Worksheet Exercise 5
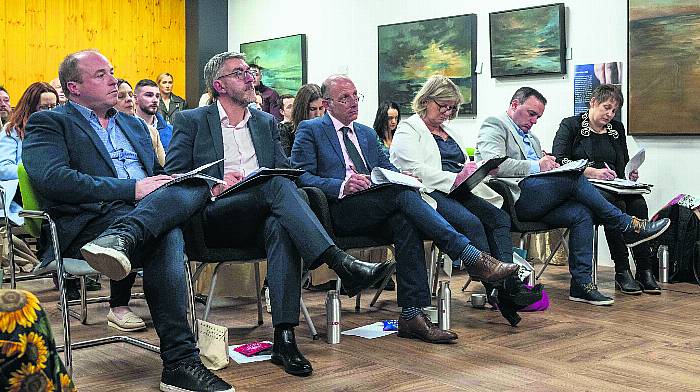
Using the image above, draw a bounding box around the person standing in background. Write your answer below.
[250,63,282,121]
[156,72,187,124]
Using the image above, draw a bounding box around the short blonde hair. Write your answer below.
[411,75,463,120]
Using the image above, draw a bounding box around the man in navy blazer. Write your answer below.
[165,52,392,377]
[23,50,233,392]
[291,75,518,343]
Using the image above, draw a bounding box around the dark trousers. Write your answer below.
[204,177,334,327]
[599,190,652,271]
[429,191,513,263]
[515,172,631,284]
[109,272,137,307]
[329,185,470,308]
[63,181,209,367]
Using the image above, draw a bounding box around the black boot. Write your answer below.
[80,233,135,281]
[271,327,313,377]
[614,269,643,295]
[635,269,661,295]
[324,246,394,297]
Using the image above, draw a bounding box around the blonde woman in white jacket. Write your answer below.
[391,75,543,317]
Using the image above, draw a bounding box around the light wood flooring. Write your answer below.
[13,265,700,392]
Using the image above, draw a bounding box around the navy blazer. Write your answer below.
[165,104,289,182]
[290,113,395,199]
[22,102,159,259]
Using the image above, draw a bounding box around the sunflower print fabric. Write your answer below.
[0,289,77,391]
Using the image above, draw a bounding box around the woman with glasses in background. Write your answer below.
[390,75,542,318]
[373,101,401,156]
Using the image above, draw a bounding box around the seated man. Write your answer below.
[164,51,393,377]
[23,50,233,392]
[476,86,670,306]
[291,75,519,341]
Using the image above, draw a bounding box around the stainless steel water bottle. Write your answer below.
[325,290,341,344]
[658,245,670,283]
[437,281,451,330]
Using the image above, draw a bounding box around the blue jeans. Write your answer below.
[64,181,209,367]
[429,191,513,263]
[515,172,631,284]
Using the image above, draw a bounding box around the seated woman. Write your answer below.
[0,83,55,273]
[281,84,325,157]
[552,84,659,295]
[372,101,401,156]
[391,75,541,320]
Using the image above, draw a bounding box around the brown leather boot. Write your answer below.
[397,313,458,343]
[466,253,519,283]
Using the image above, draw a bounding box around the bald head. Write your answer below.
[321,75,360,126]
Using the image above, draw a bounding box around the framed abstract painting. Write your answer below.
[489,3,566,77]
[629,0,700,135]
[240,34,307,96]
[378,14,477,116]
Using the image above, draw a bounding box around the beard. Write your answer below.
[0,111,9,122]
[229,88,255,107]
[140,105,158,115]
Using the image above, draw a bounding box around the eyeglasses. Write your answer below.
[433,100,458,114]
[217,69,255,81]
[37,104,57,111]
[249,69,260,76]
[329,93,364,105]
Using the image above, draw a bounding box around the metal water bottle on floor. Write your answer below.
[657,245,670,283]
[437,281,451,330]
[326,290,341,344]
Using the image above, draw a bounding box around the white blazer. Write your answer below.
[390,114,503,209]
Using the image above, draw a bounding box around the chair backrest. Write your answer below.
[465,147,476,162]
[17,163,43,238]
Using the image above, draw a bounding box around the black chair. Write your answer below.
[183,203,318,338]
[302,187,396,311]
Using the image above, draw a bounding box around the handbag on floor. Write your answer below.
[197,319,229,370]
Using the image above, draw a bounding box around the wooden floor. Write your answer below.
[15,265,700,392]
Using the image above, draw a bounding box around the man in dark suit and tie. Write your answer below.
[291,75,519,343]
[165,52,392,377]
[23,50,234,391]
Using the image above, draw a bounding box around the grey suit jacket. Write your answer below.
[475,112,544,202]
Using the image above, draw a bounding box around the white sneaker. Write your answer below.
[107,309,147,331]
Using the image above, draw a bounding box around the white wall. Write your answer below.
[229,0,699,266]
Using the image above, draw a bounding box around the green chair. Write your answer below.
[465,147,476,161]
[16,163,197,375]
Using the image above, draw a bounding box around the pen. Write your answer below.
[604,162,615,180]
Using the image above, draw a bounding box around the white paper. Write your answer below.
[370,167,423,189]
[228,341,273,364]
[341,322,397,339]
[625,148,645,179]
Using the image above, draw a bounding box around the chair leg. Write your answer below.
[299,296,318,340]
[461,277,472,292]
[355,291,361,313]
[592,225,599,285]
[79,276,88,324]
[254,263,263,326]
[369,262,396,307]
[431,250,443,296]
[203,263,223,321]
[184,258,198,339]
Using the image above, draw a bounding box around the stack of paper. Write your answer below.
[588,178,652,194]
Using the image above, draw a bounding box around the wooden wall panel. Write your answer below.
[0,0,186,105]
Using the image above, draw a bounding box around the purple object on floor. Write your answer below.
[521,285,549,312]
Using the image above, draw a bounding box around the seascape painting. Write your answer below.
[489,4,566,77]
[629,0,700,135]
[378,14,477,116]
[240,34,307,96]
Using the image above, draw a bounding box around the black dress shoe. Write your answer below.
[271,327,313,377]
[80,234,134,281]
[615,269,643,295]
[329,250,394,298]
[622,217,671,247]
[64,279,81,301]
[160,357,234,391]
[635,269,661,295]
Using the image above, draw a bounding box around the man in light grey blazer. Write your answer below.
[476,87,670,306]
